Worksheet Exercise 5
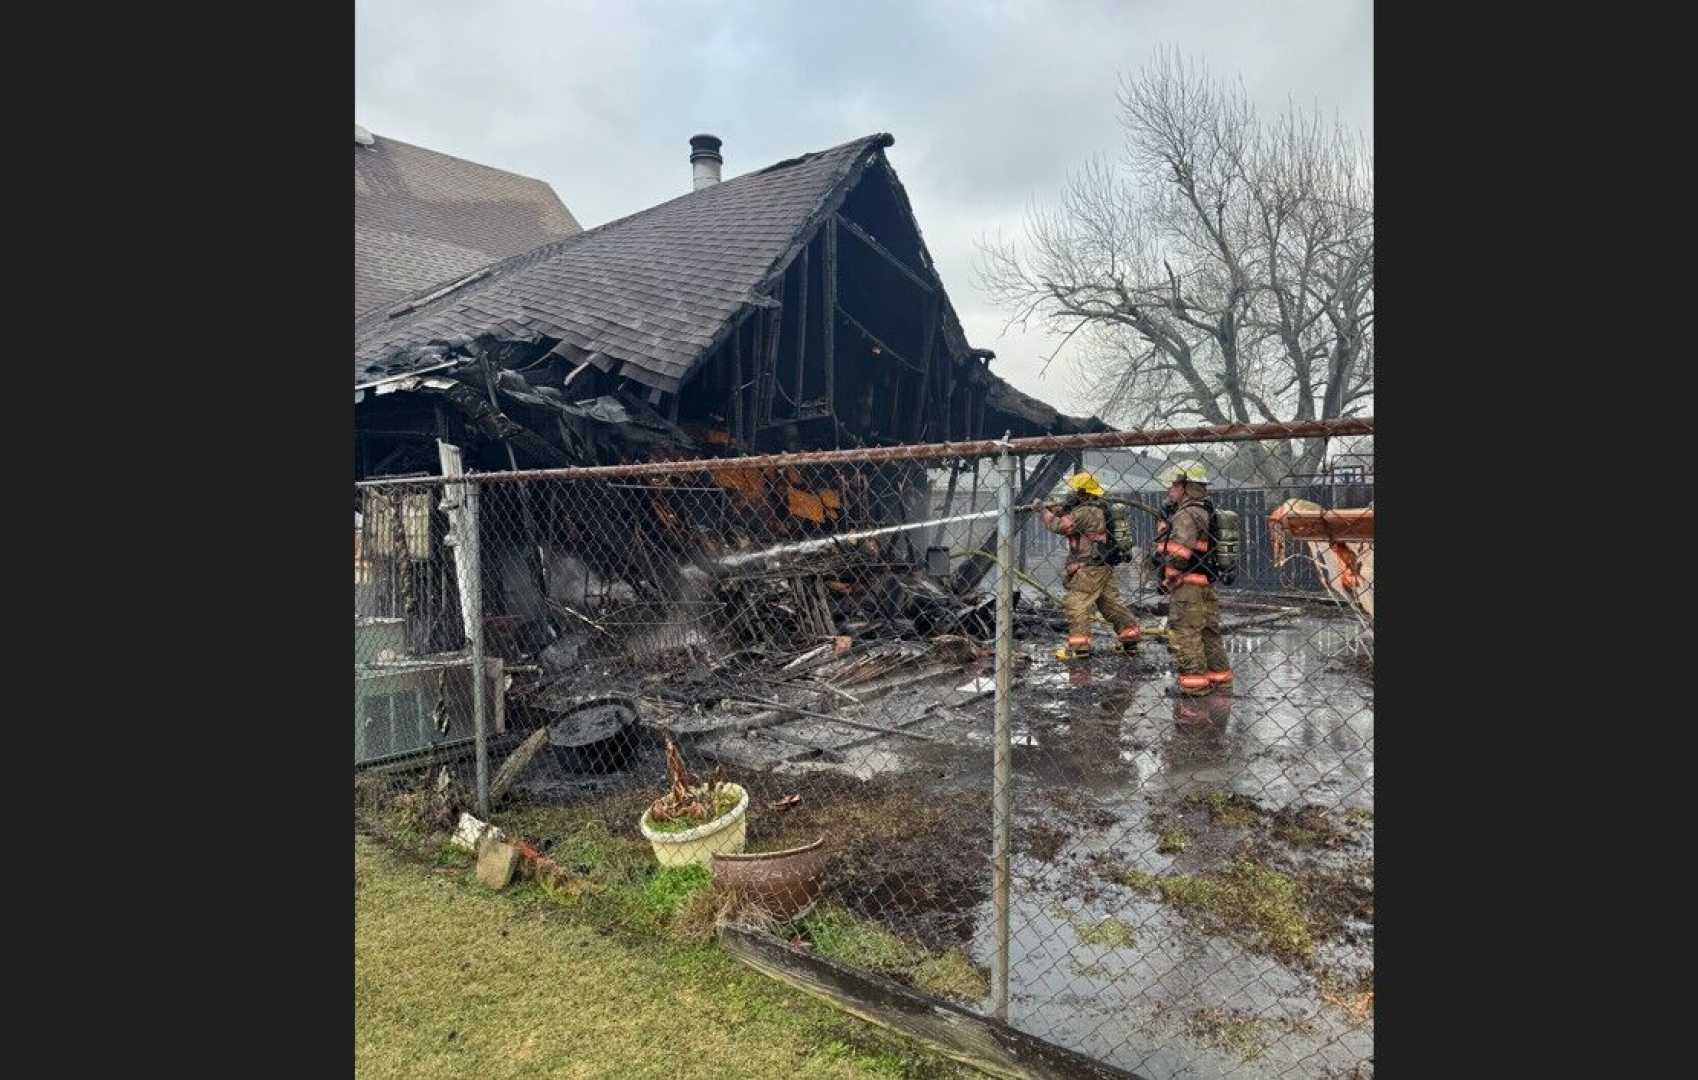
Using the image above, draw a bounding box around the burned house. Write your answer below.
[354,132,1106,693]
[355,132,1100,470]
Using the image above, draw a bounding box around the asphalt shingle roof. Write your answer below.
[354,134,893,391]
[355,130,581,319]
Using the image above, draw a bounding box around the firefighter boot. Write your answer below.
[1117,625,1142,653]
[1055,634,1093,663]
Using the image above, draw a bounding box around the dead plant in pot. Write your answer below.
[637,737,749,866]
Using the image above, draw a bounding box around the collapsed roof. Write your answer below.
[354,132,1106,476]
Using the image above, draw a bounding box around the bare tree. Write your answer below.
[978,49,1373,486]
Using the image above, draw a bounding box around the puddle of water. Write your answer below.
[978,612,1371,1077]
[679,609,1373,1077]
[963,839,1372,1080]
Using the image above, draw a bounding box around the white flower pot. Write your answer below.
[638,783,749,867]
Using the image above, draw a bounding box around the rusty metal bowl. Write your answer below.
[710,837,830,921]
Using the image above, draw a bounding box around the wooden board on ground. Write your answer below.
[489,726,550,804]
[719,925,1145,1080]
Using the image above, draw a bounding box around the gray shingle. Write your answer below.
[355,131,581,318]
[354,134,892,392]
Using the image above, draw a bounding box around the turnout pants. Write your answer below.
[1167,581,1232,695]
[1061,563,1141,653]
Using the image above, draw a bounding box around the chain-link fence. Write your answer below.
[354,421,1373,1080]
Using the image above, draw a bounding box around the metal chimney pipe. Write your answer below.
[689,134,723,190]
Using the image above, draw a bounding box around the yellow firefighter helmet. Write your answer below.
[1159,460,1210,486]
[1067,471,1105,497]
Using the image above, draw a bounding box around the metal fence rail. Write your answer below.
[355,419,1374,1080]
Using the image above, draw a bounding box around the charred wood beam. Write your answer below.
[501,427,571,467]
[835,214,934,295]
[952,451,1071,595]
[745,320,760,442]
[933,342,950,437]
[945,355,957,440]
[555,416,584,464]
[730,322,746,443]
[429,371,568,466]
[480,353,531,475]
[823,220,837,426]
[839,308,915,370]
[793,244,809,419]
[886,363,903,436]
[459,405,564,466]
[910,298,937,439]
[758,278,785,429]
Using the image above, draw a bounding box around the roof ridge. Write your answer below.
[756,131,893,174]
[360,129,560,191]
[562,131,891,241]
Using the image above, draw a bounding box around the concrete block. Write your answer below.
[476,841,520,891]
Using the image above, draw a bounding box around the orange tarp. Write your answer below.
[1269,500,1374,621]
[709,466,770,501]
[1265,505,1375,541]
[785,485,841,524]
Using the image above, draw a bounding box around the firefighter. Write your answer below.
[1040,471,1141,661]
[1155,462,1233,696]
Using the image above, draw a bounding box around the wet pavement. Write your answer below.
[522,608,1374,1078]
[947,615,1371,1078]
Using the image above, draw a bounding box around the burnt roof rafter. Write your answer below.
[833,213,935,296]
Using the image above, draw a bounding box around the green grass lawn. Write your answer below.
[355,835,974,1079]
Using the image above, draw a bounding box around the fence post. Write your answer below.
[466,479,489,816]
[991,436,1014,1021]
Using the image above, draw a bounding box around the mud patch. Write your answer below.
[1270,805,1355,849]
[1181,788,1264,829]
[740,771,946,853]
[1095,852,1373,979]
[1016,821,1070,863]
[739,771,991,950]
[1295,860,1374,935]
[1168,787,1367,856]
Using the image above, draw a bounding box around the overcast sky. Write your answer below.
[356,0,1371,416]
